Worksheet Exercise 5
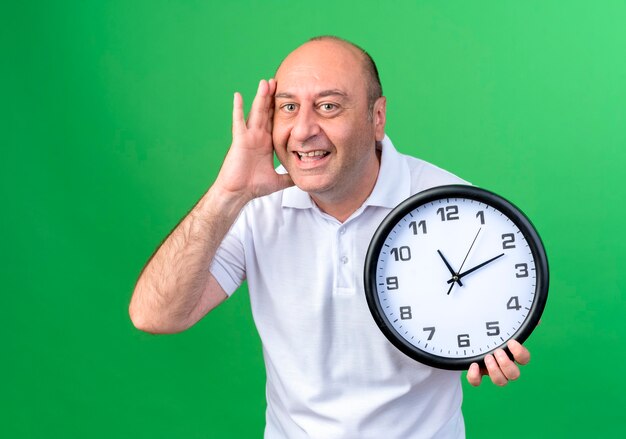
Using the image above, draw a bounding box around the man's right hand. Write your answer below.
[129,79,294,334]
[213,78,294,203]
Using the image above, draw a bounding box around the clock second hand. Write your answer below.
[447,227,482,295]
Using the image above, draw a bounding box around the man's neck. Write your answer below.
[311,148,382,223]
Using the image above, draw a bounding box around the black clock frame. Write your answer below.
[363,184,549,370]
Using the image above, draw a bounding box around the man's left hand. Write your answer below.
[466,339,530,387]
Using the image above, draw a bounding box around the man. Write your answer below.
[130,36,531,438]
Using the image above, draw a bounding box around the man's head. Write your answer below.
[272,36,386,218]
[305,36,383,117]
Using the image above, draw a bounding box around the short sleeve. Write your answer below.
[209,208,248,296]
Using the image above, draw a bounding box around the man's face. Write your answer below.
[272,40,386,205]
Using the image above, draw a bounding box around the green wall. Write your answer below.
[3,1,625,437]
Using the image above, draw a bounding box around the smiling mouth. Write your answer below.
[295,150,330,162]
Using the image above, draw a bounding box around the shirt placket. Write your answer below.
[335,223,356,296]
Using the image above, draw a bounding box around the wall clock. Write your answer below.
[364,185,549,370]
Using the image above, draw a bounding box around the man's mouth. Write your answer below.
[295,150,330,162]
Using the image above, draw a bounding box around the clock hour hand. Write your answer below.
[447,253,505,284]
[437,250,462,286]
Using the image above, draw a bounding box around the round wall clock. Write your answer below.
[364,185,549,370]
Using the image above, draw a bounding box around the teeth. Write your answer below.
[298,151,328,157]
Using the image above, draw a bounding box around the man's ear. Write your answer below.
[373,96,387,141]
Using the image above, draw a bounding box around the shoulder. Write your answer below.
[400,153,470,195]
[223,190,287,244]
[240,190,285,221]
[380,136,470,195]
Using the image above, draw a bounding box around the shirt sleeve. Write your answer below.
[209,207,248,296]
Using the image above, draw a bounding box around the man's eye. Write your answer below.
[320,103,336,111]
[282,103,297,112]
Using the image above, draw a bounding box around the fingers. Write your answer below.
[469,341,531,388]
[466,362,483,387]
[484,353,509,386]
[483,347,523,386]
[232,92,245,135]
[494,348,521,381]
[508,339,531,365]
[247,79,274,129]
[268,77,277,96]
[232,78,277,136]
[266,78,276,133]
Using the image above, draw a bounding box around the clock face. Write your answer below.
[364,185,548,370]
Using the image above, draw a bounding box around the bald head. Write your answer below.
[276,36,383,113]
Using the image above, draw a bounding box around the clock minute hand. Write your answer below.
[447,253,505,284]
[437,250,462,286]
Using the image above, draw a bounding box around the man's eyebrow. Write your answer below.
[318,89,348,98]
[274,89,348,99]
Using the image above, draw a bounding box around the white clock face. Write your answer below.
[368,190,546,368]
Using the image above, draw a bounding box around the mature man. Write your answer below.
[130,36,530,438]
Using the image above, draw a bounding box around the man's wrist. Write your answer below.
[195,185,251,222]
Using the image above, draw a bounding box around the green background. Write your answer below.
[3,1,625,437]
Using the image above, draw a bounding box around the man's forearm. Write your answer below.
[129,78,291,333]
[129,186,249,334]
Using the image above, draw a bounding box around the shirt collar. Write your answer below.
[279,167,314,209]
[281,135,411,210]
[364,135,411,208]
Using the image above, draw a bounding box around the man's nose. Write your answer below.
[290,107,321,142]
